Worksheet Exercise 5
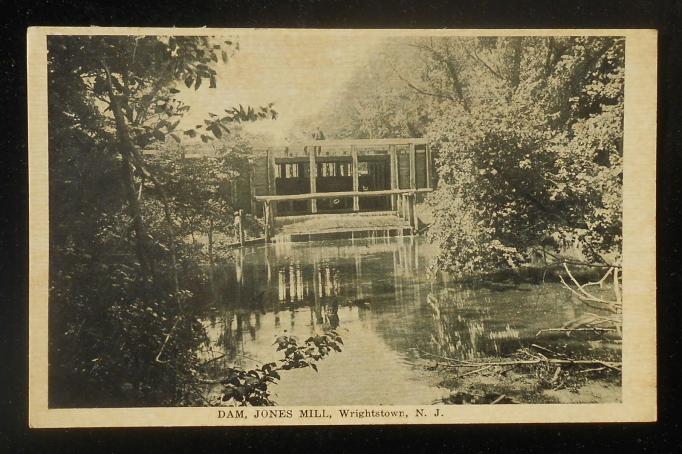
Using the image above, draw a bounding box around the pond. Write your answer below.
[200,236,590,406]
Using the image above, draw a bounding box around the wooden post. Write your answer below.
[411,192,419,233]
[249,167,256,215]
[351,145,359,212]
[308,146,317,214]
[425,143,433,189]
[237,209,245,246]
[409,142,416,190]
[267,149,278,217]
[400,193,407,221]
[266,149,273,194]
[389,145,397,211]
[264,201,271,243]
[407,193,416,235]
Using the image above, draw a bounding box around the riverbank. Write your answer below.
[419,339,622,404]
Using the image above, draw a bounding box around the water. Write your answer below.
[200,236,587,405]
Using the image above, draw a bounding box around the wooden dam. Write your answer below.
[248,138,434,242]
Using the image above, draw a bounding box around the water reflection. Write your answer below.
[201,236,585,405]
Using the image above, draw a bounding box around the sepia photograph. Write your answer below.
[27,28,656,427]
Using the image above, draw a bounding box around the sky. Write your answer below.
[176,31,385,142]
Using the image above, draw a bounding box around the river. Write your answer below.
[200,236,591,405]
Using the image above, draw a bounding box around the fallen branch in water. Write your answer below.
[490,394,507,405]
[558,263,622,314]
[155,317,181,364]
[418,348,621,371]
[458,364,494,378]
[536,327,617,337]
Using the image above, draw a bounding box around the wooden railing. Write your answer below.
[255,188,432,241]
[253,187,432,202]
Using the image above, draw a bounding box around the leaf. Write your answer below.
[195,76,202,90]
[310,363,318,372]
[169,88,180,94]
[184,75,194,88]
[221,50,228,63]
[184,129,197,138]
[152,129,165,141]
[210,124,222,139]
[209,75,217,88]
[170,133,181,143]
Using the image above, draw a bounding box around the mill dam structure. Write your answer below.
[248,138,434,242]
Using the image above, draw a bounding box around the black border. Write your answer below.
[2,0,680,452]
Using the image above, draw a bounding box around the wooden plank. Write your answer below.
[415,151,427,189]
[426,143,433,189]
[309,146,317,213]
[389,144,397,210]
[398,150,410,189]
[263,201,271,242]
[251,137,430,150]
[255,188,432,202]
[266,149,273,194]
[267,150,278,217]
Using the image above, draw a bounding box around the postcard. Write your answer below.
[28,27,656,427]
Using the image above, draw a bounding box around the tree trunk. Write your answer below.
[207,218,215,271]
[207,217,216,302]
[102,62,180,300]
[121,151,155,278]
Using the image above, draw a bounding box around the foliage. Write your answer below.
[425,37,624,273]
[312,36,624,274]
[216,332,344,406]
[293,41,434,139]
[48,35,274,407]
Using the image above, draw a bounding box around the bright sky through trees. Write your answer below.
[177,32,384,141]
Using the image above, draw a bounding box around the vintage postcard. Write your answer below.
[28,27,656,427]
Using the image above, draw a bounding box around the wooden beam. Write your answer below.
[249,168,256,215]
[351,145,359,212]
[409,142,416,190]
[266,149,273,194]
[389,144,397,211]
[411,192,419,232]
[425,143,433,189]
[263,201,271,243]
[267,149,278,217]
[251,137,430,151]
[254,188,433,202]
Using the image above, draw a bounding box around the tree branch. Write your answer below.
[409,42,470,113]
[387,60,455,101]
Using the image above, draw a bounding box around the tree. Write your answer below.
[47,35,276,406]
[422,36,624,273]
[293,40,434,139]
[313,36,625,275]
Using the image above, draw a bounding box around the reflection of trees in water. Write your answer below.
[209,238,554,366]
[425,288,521,360]
[211,239,526,365]
[214,305,265,363]
[208,251,354,360]
[206,239,583,373]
